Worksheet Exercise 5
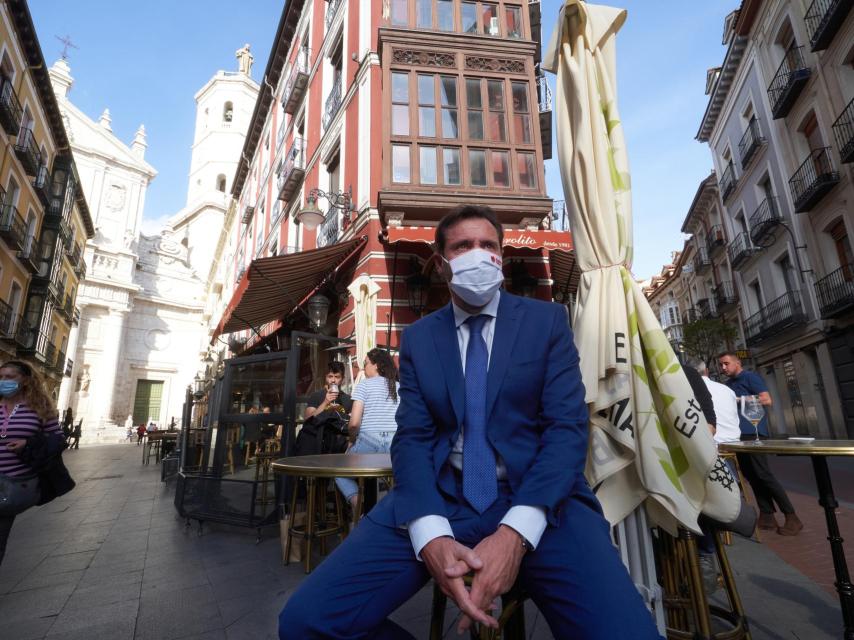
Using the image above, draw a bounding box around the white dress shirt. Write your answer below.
[702,376,741,443]
[408,290,548,558]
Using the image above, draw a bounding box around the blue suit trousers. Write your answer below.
[278,484,662,639]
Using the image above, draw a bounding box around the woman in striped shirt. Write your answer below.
[0,360,62,564]
[335,349,400,512]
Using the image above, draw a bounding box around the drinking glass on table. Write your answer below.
[741,396,765,445]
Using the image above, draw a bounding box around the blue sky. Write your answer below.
[30,0,735,280]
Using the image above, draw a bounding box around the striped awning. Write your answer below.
[549,246,579,297]
[212,236,367,339]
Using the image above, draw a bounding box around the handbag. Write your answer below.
[16,423,75,506]
[0,473,40,516]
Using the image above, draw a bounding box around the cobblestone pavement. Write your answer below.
[0,444,848,639]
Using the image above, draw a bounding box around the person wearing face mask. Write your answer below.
[279,206,661,639]
[0,361,64,565]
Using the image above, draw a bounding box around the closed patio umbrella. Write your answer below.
[348,274,381,380]
[543,0,742,536]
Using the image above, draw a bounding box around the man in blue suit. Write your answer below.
[279,206,660,639]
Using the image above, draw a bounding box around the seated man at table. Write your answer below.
[305,361,353,420]
[278,206,661,639]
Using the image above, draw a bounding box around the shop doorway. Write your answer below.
[133,380,163,426]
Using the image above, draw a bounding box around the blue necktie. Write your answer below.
[463,314,497,513]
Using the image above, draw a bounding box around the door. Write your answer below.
[133,380,164,426]
[828,328,854,438]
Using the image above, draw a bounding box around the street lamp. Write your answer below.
[296,187,353,230]
[307,293,330,333]
[406,258,430,316]
[193,374,205,399]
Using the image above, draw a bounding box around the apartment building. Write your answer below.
[695,0,853,438]
[206,0,569,366]
[0,0,93,395]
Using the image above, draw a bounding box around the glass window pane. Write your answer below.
[470,149,486,186]
[392,104,410,136]
[483,3,499,36]
[492,151,509,187]
[441,109,458,138]
[488,112,506,142]
[418,75,435,105]
[513,114,531,144]
[511,82,528,113]
[416,0,432,28]
[419,107,436,137]
[440,77,457,107]
[487,80,504,111]
[392,73,409,103]
[420,147,438,184]
[506,6,523,38]
[437,0,454,31]
[392,145,410,183]
[466,79,482,109]
[443,148,461,185]
[462,2,478,33]
[391,0,408,26]
[468,112,484,140]
[518,152,536,188]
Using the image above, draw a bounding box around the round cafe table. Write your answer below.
[272,453,392,573]
[719,439,854,639]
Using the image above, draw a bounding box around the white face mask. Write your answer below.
[444,248,504,307]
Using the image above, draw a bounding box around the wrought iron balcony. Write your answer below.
[0,76,22,136]
[815,262,854,318]
[832,97,854,165]
[707,225,726,255]
[682,307,700,325]
[15,319,43,354]
[326,0,344,28]
[17,235,39,273]
[14,128,42,176]
[282,47,310,115]
[805,0,851,51]
[242,205,255,225]
[728,232,760,269]
[277,137,306,203]
[714,280,738,310]
[744,290,807,346]
[54,349,66,375]
[316,210,340,248]
[748,197,782,245]
[693,246,712,273]
[44,341,57,369]
[789,147,840,213]
[75,257,87,279]
[696,297,717,319]
[59,294,74,322]
[768,46,811,119]
[738,117,765,168]
[719,161,737,201]
[323,81,343,129]
[0,203,27,251]
[32,163,51,206]
[0,300,16,341]
[538,75,553,160]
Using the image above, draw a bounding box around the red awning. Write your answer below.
[212,236,367,340]
[385,226,573,251]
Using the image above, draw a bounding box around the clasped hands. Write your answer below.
[421,524,526,634]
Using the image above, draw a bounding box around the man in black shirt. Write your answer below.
[305,361,353,419]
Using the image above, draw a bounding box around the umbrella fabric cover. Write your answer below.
[347,274,381,380]
[544,0,741,534]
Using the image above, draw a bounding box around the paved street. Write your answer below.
[0,444,849,640]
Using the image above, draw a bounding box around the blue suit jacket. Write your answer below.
[371,291,591,530]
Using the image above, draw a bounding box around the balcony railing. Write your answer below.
[60,294,74,321]
[713,280,738,310]
[277,137,306,203]
[75,258,87,279]
[0,300,16,340]
[316,210,340,248]
[738,117,765,168]
[551,200,567,229]
[707,225,726,255]
[0,76,22,136]
[682,307,700,325]
[32,163,51,206]
[805,0,851,51]
[748,197,782,245]
[832,97,854,165]
[789,147,840,213]
[696,297,717,319]
[744,290,807,346]
[816,262,854,318]
[768,46,811,119]
[323,80,343,129]
[17,234,39,273]
[54,350,66,375]
[719,161,737,201]
[693,246,711,273]
[14,128,42,176]
[44,341,57,369]
[282,47,310,115]
[0,203,27,251]
[326,0,344,27]
[16,321,44,355]
[728,231,760,269]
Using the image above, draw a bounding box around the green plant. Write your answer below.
[681,318,738,368]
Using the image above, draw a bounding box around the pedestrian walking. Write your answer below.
[61,407,73,439]
[0,360,73,565]
[719,352,803,536]
[136,424,146,445]
[69,420,82,450]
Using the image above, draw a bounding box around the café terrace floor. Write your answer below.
[0,442,848,639]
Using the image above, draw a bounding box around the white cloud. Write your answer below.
[140,213,172,236]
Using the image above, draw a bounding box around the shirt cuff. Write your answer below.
[499,505,547,549]
[407,515,454,560]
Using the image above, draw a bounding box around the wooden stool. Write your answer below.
[283,475,347,573]
[718,451,760,545]
[657,528,751,639]
[429,577,527,640]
